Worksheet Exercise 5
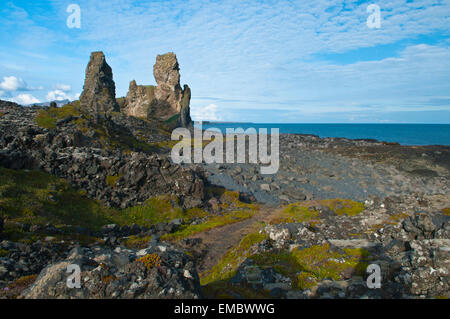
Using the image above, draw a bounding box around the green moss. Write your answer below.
[0,167,113,231]
[162,209,257,242]
[35,103,81,129]
[320,199,365,216]
[272,204,320,224]
[0,248,8,257]
[250,244,371,291]
[106,175,122,187]
[124,235,153,249]
[296,272,318,290]
[219,191,260,211]
[0,111,4,117]
[442,207,450,216]
[0,167,217,244]
[112,195,210,228]
[201,232,267,285]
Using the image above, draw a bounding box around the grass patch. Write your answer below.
[161,209,257,242]
[442,207,450,216]
[106,174,122,187]
[35,102,81,129]
[113,195,208,228]
[123,235,153,249]
[201,232,267,286]
[0,167,209,241]
[250,244,371,290]
[0,166,113,231]
[161,190,261,242]
[272,204,319,224]
[320,199,365,216]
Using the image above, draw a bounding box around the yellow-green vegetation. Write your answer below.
[201,232,267,286]
[161,210,258,242]
[0,166,113,230]
[250,243,371,290]
[35,102,81,129]
[161,190,261,242]
[0,167,209,242]
[0,248,8,257]
[389,212,410,222]
[114,195,209,228]
[219,190,260,211]
[0,111,4,117]
[320,199,365,216]
[442,207,450,216]
[137,253,161,270]
[124,235,152,249]
[272,204,320,224]
[106,174,122,187]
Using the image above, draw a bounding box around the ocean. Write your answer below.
[196,123,450,146]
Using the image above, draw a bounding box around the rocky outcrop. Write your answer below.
[79,52,119,114]
[21,243,203,299]
[123,80,155,118]
[124,52,192,128]
[0,103,205,209]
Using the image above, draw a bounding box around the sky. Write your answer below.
[0,0,449,123]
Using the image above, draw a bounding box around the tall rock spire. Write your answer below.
[80,51,119,114]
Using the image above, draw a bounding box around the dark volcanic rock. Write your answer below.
[21,243,203,299]
[79,51,119,114]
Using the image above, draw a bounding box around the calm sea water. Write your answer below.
[196,123,450,146]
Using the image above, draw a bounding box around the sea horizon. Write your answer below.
[196,122,450,146]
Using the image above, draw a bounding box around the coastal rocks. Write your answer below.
[124,52,192,128]
[0,103,206,209]
[79,51,119,114]
[123,80,155,118]
[21,243,203,299]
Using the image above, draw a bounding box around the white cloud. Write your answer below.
[46,89,79,102]
[10,94,41,105]
[0,76,27,91]
[46,90,70,101]
[55,84,72,92]
[191,103,221,121]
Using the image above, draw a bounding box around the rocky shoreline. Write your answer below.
[0,51,448,299]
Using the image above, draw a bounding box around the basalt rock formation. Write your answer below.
[79,51,119,114]
[124,52,192,128]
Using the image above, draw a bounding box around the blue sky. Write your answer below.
[0,0,449,123]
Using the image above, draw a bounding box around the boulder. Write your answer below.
[79,51,119,114]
